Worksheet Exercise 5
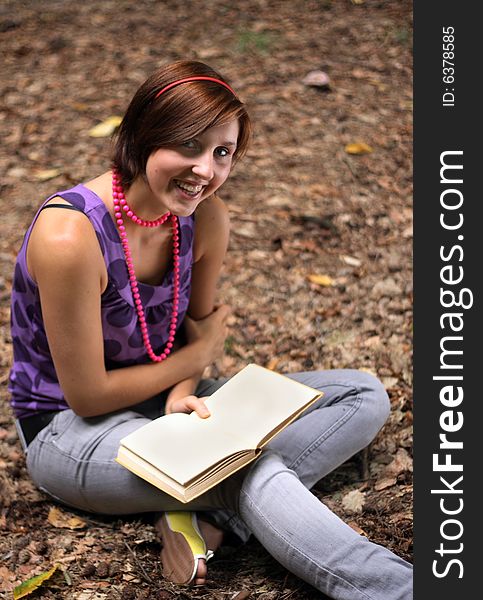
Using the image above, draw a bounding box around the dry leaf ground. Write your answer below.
[0,1,412,598]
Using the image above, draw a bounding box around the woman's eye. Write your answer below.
[216,147,230,158]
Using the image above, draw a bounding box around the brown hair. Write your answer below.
[112,61,251,188]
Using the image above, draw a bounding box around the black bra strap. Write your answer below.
[40,203,83,212]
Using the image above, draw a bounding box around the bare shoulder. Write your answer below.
[195,194,230,228]
[28,197,105,285]
[193,194,230,261]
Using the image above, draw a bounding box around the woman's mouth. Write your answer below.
[173,179,204,198]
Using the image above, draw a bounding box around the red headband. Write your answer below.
[155,76,237,99]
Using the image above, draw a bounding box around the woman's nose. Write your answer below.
[191,152,214,181]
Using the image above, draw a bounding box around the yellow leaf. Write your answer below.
[358,367,377,377]
[88,116,123,138]
[70,102,89,111]
[347,521,367,536]
[345,142,373,155]
[368,78,388,92]
[47,506,87,530]
[13,564,59,599]
[266,357,280,371]
[33,168,61,182]
[307,274,334,286]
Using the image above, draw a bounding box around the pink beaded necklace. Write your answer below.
[112,170,180,363]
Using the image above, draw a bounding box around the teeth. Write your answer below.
[175,180,203,193]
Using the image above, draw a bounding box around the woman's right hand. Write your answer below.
[184,304,231,366]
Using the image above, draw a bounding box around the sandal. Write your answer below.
[158,511,214,584]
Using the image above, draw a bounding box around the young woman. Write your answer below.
[9,60,413,598]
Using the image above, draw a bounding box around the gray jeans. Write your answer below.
[25,370,413,599]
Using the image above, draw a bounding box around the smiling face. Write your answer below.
[140,120,239,217]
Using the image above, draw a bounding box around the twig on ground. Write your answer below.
[123,539,155,585]
[342,156,360,179]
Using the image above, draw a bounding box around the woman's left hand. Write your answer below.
[165,395,211,418]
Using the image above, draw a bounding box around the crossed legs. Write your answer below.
[26,369,413,597]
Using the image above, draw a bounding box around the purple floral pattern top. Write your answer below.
[9,184,194,418]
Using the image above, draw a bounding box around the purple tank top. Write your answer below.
[9,184,194,418]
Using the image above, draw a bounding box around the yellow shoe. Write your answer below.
[158,511,214,584]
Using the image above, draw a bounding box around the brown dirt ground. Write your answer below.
[0,1,412,598]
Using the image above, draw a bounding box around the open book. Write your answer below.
[116,364,322,503]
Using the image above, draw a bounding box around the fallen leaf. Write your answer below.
[345,142,373,155]
[79,581,110,589]
[70,102,90,111]
[0,565,16,590]
[48,506,87,530]
[340,254,362,267]
[302,70,331,89]
[384,448,413,476]
[122,573,141,582]
[197,47,223,59]
[347,521,367,536]
[265,357,280,371]
[341,489,365,514]
[290,239,318,252]
[358,367,377,377]
[61,567,72,586]
[369,79,387,92]
[363,335,381,348]
[13,564,59,599]
[7,166,28,179]
[33,168,61,182]
[76,592,108,599]
[370,277,401,298]
[402,224,413,238]
[374,476,397,491]
[389,511,412,524]
[88,116,122,138]
[307,274,334,286]
[233,223,257,238]
[382,376,399,389]
[0,472,16,507]
[232,592,251,600]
